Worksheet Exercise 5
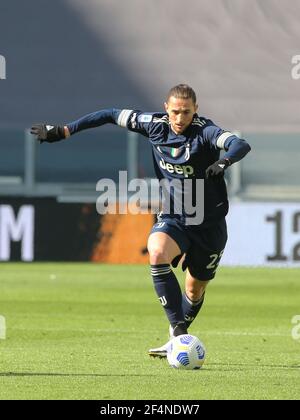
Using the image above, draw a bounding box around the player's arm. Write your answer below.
[31,109,152,143]
[204,122,251,178]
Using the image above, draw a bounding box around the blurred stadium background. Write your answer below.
[0,0,300,266]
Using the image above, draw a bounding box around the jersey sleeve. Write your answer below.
[66,108,121,135]
[203,119,251,163]
[66,108,154,138]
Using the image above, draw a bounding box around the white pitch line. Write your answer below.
[203,331,291,337]
[9,327,291,337]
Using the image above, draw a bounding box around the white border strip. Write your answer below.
[0,315,6,339]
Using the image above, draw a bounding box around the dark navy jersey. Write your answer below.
[67,108,251,227]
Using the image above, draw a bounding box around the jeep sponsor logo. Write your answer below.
[159,158,194,178]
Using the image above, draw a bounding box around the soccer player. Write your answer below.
[31,84,251,357]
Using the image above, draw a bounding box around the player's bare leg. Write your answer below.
[185,269,209,301]
[148,232,181,265]
[148,232,186,358]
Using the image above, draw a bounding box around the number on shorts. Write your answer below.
[206,250,224,271]
[156,222,165,228]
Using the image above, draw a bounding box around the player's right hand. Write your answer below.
[30,124,66,143]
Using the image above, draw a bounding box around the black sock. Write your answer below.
[151,264,185,328]
[172,322,188,336]
[182,292,205,328]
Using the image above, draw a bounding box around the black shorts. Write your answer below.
[150,216,228,280]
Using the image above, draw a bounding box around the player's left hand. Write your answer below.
[205,158,231,179]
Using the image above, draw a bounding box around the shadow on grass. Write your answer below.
[208,363,300,370]
[0,372,156,377]
[1,363,299,377]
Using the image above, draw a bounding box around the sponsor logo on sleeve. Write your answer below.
[138,114,153,123]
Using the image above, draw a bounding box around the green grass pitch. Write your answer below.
[0,263,299,400]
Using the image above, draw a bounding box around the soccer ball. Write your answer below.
[167,334,206,370]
